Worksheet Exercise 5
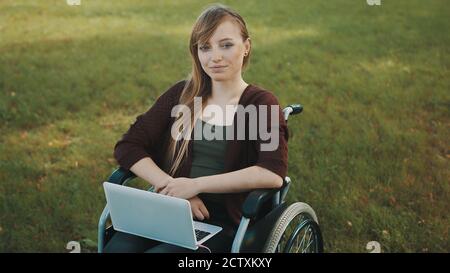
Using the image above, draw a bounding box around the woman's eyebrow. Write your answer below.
[218,38,233,42]
[200,38,233,45]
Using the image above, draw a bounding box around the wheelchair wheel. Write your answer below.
[263,202,323,253]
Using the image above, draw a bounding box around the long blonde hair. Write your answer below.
[164,4,252,176]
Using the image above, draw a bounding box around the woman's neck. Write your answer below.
[210,79,249,104]
[201,78,249,126]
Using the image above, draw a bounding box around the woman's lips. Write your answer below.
[210,66,227,72]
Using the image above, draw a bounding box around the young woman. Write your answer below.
[104,4,288,253]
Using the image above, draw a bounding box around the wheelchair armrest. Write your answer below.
[99,167,139,252]
[242,188,280,219]
[107,167,136,185]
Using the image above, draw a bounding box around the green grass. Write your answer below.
[0,0,448,252]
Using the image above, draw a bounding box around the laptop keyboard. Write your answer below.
[195,229,211,241]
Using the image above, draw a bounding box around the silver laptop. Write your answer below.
[103,182,222,250]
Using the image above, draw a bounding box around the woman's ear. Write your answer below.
[245,38,251,52]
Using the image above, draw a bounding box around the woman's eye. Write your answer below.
[199,44,232,51]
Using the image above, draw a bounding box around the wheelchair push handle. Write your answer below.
[287,104,303,114]
[283,104,303,121]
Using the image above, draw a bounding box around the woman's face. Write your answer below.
[197,19,250,82]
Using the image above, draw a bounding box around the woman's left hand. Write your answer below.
[159,177,200,199]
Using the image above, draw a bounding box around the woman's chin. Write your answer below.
[209,73,232,82]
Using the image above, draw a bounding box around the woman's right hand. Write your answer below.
[154,176,174,193]
[153,176,209,220]
[188,196,210,221]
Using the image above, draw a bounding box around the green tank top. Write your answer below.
[189,119,234,225]
[189,119,230,178]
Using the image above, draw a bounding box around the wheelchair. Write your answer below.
[98,104,324,253]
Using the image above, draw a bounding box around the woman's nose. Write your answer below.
[211,50,223,62]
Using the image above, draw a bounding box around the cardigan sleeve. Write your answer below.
[253,91,289,179]
[113,80,185,170]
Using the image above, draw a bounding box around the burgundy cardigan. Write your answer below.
[114,80,289,225]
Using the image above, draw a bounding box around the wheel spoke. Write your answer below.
[301,227,309,253]
[294,228,301,252]
[298,225,307,251]
[303,227,314,253]
[302,236,315,253]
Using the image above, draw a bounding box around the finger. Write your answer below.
[192,209,200,220]
[160,188,168,195]
[199,205,210,219]
[194,208,204,220]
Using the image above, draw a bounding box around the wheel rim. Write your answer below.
[274,213,322,253]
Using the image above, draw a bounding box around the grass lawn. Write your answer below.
[0,0,448,252]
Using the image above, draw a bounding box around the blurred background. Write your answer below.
[0,0,448,252]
